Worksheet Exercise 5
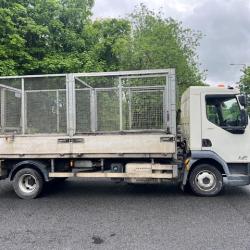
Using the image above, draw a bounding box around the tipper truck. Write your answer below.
[0,69,249,199]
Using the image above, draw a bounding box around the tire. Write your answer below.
[13,168,44,199]
[189,164,223,197]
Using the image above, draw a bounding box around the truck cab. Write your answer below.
[181,86,250,195]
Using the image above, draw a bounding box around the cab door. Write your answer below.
[201,93,250,163]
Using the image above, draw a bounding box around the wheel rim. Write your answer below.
[195,170,216,191]
[18,174,37,194]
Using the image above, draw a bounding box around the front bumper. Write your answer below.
[223,175,250,186]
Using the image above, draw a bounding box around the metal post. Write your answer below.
[94,89,98,131]
[164,76,169,130]
[66,76,70,135]
[90,89,96,132]
[169,69,176,136]
[66,74,76,137]
[1,88,5,133]
[56,90,60,133]
[128,88,132,129]
[119,78,123,131]
[24,91,27,131]
[21,78,25,134]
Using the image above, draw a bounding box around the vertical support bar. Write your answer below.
[128,88,132,129]
[66,75,70,135]
[24,91,27,130]
[164,75,170,131]
[21,78,25,134]
[163,87,166,130]
[1,88,5,133]
[72,75,76,135]
[56,90,60,133]
[94,89,98,131]
[66,74,76,137]
[169,69,176,136]
[90,88,96,132]
[119,78,123,131]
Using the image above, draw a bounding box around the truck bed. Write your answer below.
[0,132,176,159]
[0,69,176,159]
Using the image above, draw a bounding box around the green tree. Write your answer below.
[0,1,204,94]
[0,1,29,75]
[82,18,131,72]
[240,66,250,94]
[86,18,131,71]
[240,67,250,112]
[0,0,131,75]
[0,0,95,75]
[113,4,204,95]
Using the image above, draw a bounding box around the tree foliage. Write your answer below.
[240,67,250,112]
[0,2,204,93]
[0,0,130,75]
[113,5,204,94]
[240,67,250,94]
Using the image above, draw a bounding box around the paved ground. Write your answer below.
[0,179,250,250]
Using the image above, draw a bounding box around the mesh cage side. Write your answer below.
[0,78,22,134]
[24,76,67,134]
[75,76,118,88]
[123,89,164,130]
[58,90,67,133]
[26,91,66,134]
[0,78,22,89]
[96,89,120,131]
[76,89,91,133]
[0,72,170,135]
[120,76,166,87]
[24,76,66,90]
[4,90,22,133]
[5,90,22,127]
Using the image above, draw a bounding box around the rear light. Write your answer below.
[217,84,225,88]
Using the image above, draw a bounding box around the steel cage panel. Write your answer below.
[0,69,176,136]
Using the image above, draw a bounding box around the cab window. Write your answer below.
[206,96,241,129]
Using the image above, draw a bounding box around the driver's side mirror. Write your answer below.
[240,109,248,127]
[238,95,247,107]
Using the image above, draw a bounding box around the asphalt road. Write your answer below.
[0,179,250,250]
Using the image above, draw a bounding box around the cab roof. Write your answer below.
[187,86,240,95]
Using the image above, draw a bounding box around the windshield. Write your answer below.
[206,96,241,128]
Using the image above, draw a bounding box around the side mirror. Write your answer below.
[240,109,248,127]
[238,95,247,107]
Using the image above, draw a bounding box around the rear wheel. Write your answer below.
[189,164,223,196]
[13,168,44,199]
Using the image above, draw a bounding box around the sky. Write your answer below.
[92,0,250,85]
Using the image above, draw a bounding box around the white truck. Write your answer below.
[0,69,248,199]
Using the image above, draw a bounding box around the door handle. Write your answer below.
[207,127,215,130]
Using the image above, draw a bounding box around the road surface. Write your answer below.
[0,179,250,249]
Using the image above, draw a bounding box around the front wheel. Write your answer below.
[189,164,223,196]
[13,168,44,199]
